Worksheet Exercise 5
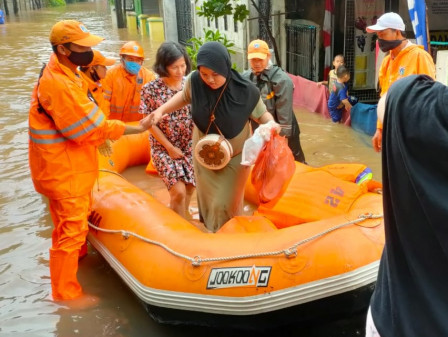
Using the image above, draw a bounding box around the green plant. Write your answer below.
[44,0,65,6]
[196,0,249,23]
[186,28,237,70]
[195,0,282,68]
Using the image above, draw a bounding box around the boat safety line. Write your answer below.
[95,168,127,192]
[98,168,125,178]
[88,213,382,267]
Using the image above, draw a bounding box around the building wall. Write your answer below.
[160,0,178,41]
[193,0,249,71]
[246,1,287,69]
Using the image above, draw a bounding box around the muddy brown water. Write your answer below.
[0,2,380,336]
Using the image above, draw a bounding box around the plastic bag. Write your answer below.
[251,131,296,205]
[241,121,279,166]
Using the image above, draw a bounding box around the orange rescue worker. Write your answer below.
[103,41,156,121]
[28,20,146,301]
[365,12,435,152]
[80,50,115,117]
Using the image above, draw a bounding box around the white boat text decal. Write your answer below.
[207,266,271,289]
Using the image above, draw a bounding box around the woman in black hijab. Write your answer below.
[366,74,448,337]
[140,41,276,232]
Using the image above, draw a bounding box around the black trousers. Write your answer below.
[288,113,306,163]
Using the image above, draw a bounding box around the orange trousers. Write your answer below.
[48,194,91,300]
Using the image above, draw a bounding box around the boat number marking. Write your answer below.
[325,186,344,208]
[207,265,271,289]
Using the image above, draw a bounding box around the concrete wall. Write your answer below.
[160,0,293,72]
[193,0,249,71]
[160,0,178,42]
[435,50,448,85]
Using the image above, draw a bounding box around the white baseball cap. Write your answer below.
[366,12,405,32]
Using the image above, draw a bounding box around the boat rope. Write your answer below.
[88,213,383,267]
[98,168,126,179]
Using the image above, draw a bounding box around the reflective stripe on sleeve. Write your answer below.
[66,112,105,140]
[58,105,105,140]
[60,105,99,134]
[29,133,67,144]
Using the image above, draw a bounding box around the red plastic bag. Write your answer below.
[251,131,296,205]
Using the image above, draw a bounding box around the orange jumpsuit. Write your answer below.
[80,72,111,118]
[103,64,155,122]
[377,43,435,129]
[28,53,126,300]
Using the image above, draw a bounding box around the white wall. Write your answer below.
[246,1,287,68]
[160,0,292,72]
[271,1,286,68]
[194,0,248,70]
[435,50,448,85]
[160,0,178,42]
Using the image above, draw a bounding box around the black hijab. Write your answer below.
[190,41,260,139]
[371,75,448,336]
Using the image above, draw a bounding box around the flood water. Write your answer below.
[0,2,381,336]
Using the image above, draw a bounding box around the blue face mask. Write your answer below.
[124,60,141,75]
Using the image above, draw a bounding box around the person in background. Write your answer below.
[366,12,435,152]
[366,74,448,337]
[242,39,306,163]
[79,50,115,117]
[104,41,155,121]
[327,65,353,123]
[140,41,278,232]
[0,9,5,24]
[139,41,195,219]
[317,54,345,93]
[28,20,146,304]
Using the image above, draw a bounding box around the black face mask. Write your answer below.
[378,39,405,53]
[67,49,94,66]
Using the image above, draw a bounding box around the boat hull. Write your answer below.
[144,283,375,330]
[90,132,384,329]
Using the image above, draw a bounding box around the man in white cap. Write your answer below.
[366,12,435,152]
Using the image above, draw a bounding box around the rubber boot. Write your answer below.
[49,248,83,300]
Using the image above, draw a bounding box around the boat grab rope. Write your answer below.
[99,167,122,176]
[88,213,383,267]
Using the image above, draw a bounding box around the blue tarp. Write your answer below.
[350,102,377,136]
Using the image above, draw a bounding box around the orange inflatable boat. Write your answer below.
[88,132,384,330]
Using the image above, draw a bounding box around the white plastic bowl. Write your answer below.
[194,134,233,170]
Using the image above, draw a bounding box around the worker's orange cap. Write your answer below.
[50,20,104,47]
[89,50,116,67]
[119,41,144,58]
[247,39,270,60]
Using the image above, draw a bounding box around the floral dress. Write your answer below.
[139,77,195,190]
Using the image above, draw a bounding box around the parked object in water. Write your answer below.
[88,131,384,330]
[350,103,378,136]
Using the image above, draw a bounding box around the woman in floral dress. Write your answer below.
[139,42,195,218]
[140,42,278,232]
